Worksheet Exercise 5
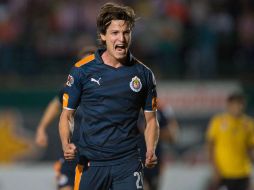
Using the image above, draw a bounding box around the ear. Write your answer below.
[100,33,106,41]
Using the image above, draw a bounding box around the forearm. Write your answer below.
[38,98,61,131]
[59,109,77,160]
[59,111,72,149]
[144,119,159,153]
[248,148,254,162]
[207,142,220,174]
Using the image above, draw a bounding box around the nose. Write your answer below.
[119,33,125,42]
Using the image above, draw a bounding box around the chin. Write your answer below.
[115,54,127,60]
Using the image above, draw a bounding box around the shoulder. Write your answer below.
[69,54,96,78]
[74,54,96,68]
[243,114,254,121]
[133,57,156,82]
[243,115,254,125]
[133,57,152,73]
[210,113,225,124]
[207,114,225,136]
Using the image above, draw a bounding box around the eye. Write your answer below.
[112,31,118,35]
[124,30,131,35]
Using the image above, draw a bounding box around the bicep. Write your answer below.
[51,97,62,111]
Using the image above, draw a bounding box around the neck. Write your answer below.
[101,51,126,68]
[228,112,243,118]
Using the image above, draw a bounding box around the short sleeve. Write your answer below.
[57,87,64,104]
[206,116,218,142]
[62,67,82,110]
[143,70,157,112]
[246,119,254,147]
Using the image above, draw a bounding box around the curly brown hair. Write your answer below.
[96,2,136,46]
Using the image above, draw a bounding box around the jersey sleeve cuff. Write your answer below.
[63,107,76,111]
[144,109,157,112]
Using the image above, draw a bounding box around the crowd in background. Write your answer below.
[0,0,254,80]
[1,2,254,189]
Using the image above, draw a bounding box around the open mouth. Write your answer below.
[115,44,126,53]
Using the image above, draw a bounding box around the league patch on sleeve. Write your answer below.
[130,76,142,92]
[66,75,74,87]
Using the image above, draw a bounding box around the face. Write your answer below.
[100,20,132,62]
[227,101,245,117]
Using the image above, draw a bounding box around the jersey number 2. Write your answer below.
[134,172,143,189]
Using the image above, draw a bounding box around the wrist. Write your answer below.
[38,126,46,132]
[146,147,155,153]
[62,141,69,150]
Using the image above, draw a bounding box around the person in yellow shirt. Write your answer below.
[206,92,254,190]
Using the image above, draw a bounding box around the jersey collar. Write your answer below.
[95,48,134,67]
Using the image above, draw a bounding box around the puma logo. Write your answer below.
[91,77,101,85]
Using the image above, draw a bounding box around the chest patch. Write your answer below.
[130,76,142,92]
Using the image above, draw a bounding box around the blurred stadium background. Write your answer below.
[1,0,254,189]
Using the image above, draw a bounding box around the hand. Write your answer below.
[35,128,48,147]
[212,169,221,188]
[208,167,221,190]
[63,143,77,160]
[145,151,157,168]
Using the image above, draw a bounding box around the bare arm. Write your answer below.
[35,97,61,147]
[248,147,254,163]
[144,111,160,168]
[160,118,179,143]
[59,109,76,160]
[207,139,221,187]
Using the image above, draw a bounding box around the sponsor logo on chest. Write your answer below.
[91,77,101,86]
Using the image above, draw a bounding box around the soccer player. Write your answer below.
[206,92,254,190]
[59,3,160,190]
[35,47,96,190]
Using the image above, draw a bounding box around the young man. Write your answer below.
[206,92,254,190]
[59,3,160,190]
